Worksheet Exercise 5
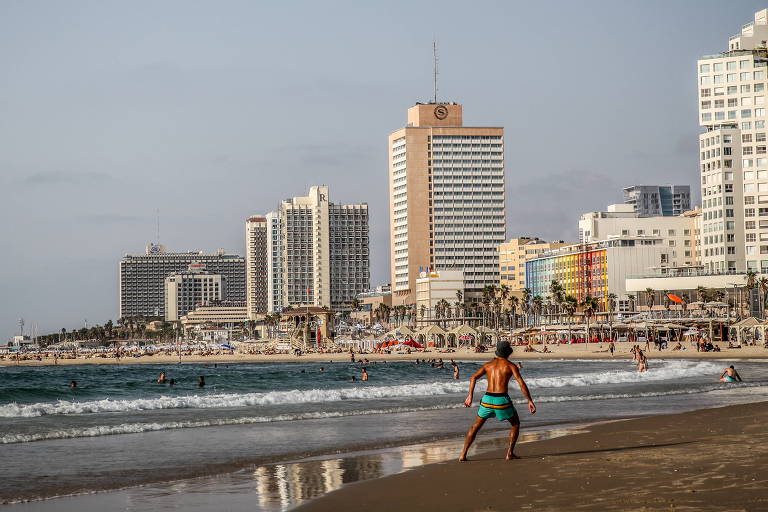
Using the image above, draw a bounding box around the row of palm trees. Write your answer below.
[356,282,609,334]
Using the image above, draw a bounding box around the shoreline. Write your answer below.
[297,401,768,512]
[2,343,767,367]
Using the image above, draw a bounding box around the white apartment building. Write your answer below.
[698,8,768,273]
[265,211,283,313]
[164,263,225,322]
[388,103,505,304]
[249,186,370,313]
[245,216,269,318]
[578,204,699,268]
[415,269,465,317]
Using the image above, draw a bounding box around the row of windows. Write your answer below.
[701,83,765,97]
[700,70,765,85]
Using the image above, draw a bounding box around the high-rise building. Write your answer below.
[265,211,283,313]
[697,8,768,273]
[388,103,505,304]
[498,238,571,292]
[119,245,245,319]
[623,185,691,217]
[248,186,370,313]
[164,263,226,321]
[245,216,269,318]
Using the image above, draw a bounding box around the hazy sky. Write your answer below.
[1,0,765,339]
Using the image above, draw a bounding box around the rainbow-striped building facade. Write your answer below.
[525,237,672,310]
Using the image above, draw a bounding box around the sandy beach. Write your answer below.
[297,401,768,512]
[2,342,766,366]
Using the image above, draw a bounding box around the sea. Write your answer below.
[1,357,767,510]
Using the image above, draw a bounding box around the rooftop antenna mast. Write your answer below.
[156,208,160,245]
[432,40,439,103]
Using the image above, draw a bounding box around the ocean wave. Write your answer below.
[0,405,463,444]
[3,381,765,444]
[526,359,721,388]
[0,360,723,418]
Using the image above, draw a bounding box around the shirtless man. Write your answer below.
[460,340,536,462]
[361,367,369,381]
[720,365,742,383]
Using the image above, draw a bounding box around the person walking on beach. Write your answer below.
[719,365,742,383]
[460,341,536,462]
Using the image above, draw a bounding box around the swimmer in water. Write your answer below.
[361,367,369,381]
[719,365,742,383]
[69,380,77,388]
[157,372,167,384]
[198,376,206,387]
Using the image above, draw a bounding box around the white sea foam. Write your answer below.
[0,360,725,419]
[4,382,766,444]
[526,359,722,388]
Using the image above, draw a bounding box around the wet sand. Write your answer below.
[298,401,768,512]
[2,343,766,366]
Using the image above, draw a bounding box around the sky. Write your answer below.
[1,0,765,339]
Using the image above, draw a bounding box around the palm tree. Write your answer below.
[645,287,656,311]
[696,285,707,303]
[509,296,520,329]
[549,280,564,322]
[607,293,617,340]
[563,294,578,343]
[580,295,600,347]
[532,295,544,326]
[746,270,758,317]
[351,298,361,312]
[663,290,671,316]
[521,288,532,327]
[759,277,768,318]
[456,290,463,304]
[627,295,636,313]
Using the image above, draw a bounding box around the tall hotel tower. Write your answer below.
[698,9,768,273]
[245,186,370,317]
[388,103,505,303]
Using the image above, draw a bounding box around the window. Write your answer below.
[715,99,725,108]
[702,113,712,121]
[653,229,660,235]
[744,159,755,167]
[726,196,734,205]
[744,133,753,142]
[743,122,753,130]
[701,88,711,97]
[727,73,737,82]
[714,63,724,72]
[701,100,712,109]
[729,110,737,119]
[757,96,765,105]
[758,133,767,142]
[724,147,733,155]
[715,111,725,120]
[726,208,734,217]
[668,229,676,236]
[745,171,756,180]
[728,86,738,95]
[745,146,754,155]
[742,109,752,118]
[757,108,766,117]
[741,60,751,69]
[724,134,733,143]
[621,229,629,236]
[743,97,754,106]
[747,233,757,242]
[637,229,645,235]
[747,220,756,229]
[755,71,765,80]
[745,183,756,192]
[727,61,737,71]
[757,83,765,93]
[727,221,735,230]
[729,247,737,254]
[700,63,711,73]
[745,195,755,204]
[729,98,739,107]
[715,87,725,96]
[741,72,751,81]
[758,121,766,129]
[742,85,752,93]
[726,184,734,192]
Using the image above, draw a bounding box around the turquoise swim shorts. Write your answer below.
[477,392,518,421]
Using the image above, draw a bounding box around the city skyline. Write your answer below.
[2,1,765,339]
